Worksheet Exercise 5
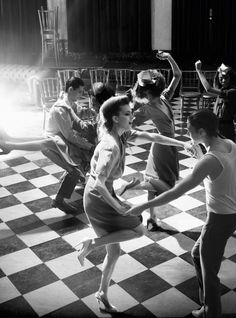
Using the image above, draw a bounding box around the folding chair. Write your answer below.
[39,77,60,130]
[114,69,138,94]
[89,68,110,91]
[38,6,60,66]
[57,69,86,91]
[179,71,202,116]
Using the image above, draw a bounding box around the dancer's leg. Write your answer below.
[78,224,145,263]
[3,140,46,152]
[99,243,121,296]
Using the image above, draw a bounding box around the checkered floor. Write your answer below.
[0,98,236,318]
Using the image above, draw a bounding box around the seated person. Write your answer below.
[70,82,115,146]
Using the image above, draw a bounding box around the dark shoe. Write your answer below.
[117,178,140,196]
[192,307,206,318]
[51,199,78,214]
[147,218,162,232]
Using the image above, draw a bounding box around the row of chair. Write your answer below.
[39,67,160,130]
[38,68,217,130]
[180,70,216,116]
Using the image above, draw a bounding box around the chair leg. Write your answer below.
[43,110,46,131]
[41,39,44,65]
[196,98,200,110]
[180,98,184,118]
[54,41,59,67]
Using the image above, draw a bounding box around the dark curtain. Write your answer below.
[0,0,47,64]
[172,0,236,68]
[212,0,236,66]
[67,0,151,53]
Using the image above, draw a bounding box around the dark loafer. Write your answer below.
[146,218,162,232]
[51,199,78,214]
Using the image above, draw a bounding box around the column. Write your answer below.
[151,0,172,51]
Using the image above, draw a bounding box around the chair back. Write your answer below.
[89,68,110,89]
[38,6,58,36]
[39,77,60,130]
[57,69,86,91]
[114,69,138,93]
[40,77,59,107]
[180,71,201,93]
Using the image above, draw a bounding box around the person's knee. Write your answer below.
[148,191,155,200]
[41,139,54,151]
[134,225,146,237]
[107,244,121,261]
[191,246,199,260]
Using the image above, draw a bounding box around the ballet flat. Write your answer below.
[95,291,118,313]
[117,177,140,196]
[76,238,92,267]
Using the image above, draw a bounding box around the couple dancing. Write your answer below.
[76,52,236,318]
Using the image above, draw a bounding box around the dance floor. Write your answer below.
[0,97,236,317]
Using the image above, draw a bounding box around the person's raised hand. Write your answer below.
[195,60,202,72]
[156,51,170,60]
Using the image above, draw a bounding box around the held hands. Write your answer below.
[185,142,204,159]
[184,142,196,157]
[156,51,170,61]
[125,204,145,216]
[195,60,202,72]
[118,201,133,215]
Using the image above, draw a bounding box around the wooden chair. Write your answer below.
[179,71,202,116]
[38,6,60,66]
[57,69,86,91]
[89,68,110,91]
[114,69,139,94]
[39,77,60,130]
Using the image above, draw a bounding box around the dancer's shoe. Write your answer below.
[146,218,162,232]
[76,239,92,266]
[192,306,206,318]
[51,198,78,214]
[117,178,140,196]
[95,291,118,313]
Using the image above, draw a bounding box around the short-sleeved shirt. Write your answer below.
[90,131,136,185]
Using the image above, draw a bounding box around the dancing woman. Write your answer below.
[76,95,190,313]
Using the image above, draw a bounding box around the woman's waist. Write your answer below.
[88,174,114,192]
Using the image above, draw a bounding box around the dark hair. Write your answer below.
[188,109,219,137]
[65,76,84,92]
[134,72,166,99]
[214,67,236,89]
[99,95,129,135]
[90,82,115,106]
